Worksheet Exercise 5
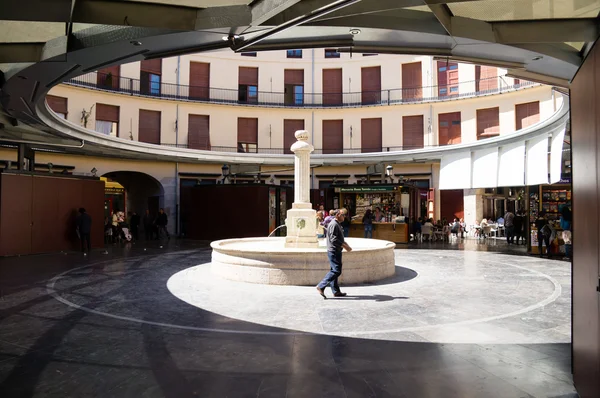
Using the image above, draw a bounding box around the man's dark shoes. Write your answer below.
[316,286,326,299]
[333,292,347,297]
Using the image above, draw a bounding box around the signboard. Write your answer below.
[366,164,384,175]
[335,186,398,193]
[105,187,125,194]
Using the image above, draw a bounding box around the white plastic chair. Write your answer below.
[420,224,432,242]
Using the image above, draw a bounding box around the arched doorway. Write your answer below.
[102,171,165,224]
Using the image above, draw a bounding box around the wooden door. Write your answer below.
[439,112,461,145]
[440,189,464,221]
[403,115,424,149]
[361,66,381,104]
[437,61,458,96]
[322,120,343,154]
[361,118,382,153]
[97,64,120,89]
[516,101,540,130]
[139,109,161,144]
[402,62,422,100]
[188,114,210,150]
[189,62,210,100]
[323,68,342,105]
[284,119,304,154]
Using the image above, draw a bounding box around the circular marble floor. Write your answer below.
[165,249,571,344]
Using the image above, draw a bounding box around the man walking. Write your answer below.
[143,210,155,240]
[504,210,515,244]
[77,208,92,255]
[156,208,170,240]
[316,209,352,299]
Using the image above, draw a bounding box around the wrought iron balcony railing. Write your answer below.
[64,72,536,108]
[159,144,439,154]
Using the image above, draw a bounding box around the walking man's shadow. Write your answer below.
[331,295,409,302]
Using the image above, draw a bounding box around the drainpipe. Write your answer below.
[175,162,180,236]
[311,48,315,105]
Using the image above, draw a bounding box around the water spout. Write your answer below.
[268,225,287,237]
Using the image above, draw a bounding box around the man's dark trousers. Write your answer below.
[506,225,515,244]
[317,250,342,294]
[81,233,91,253]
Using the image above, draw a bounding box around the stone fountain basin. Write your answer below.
[210,237,396,285]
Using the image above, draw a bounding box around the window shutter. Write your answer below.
[402,62,422,100]
[322,120,343,154]
[361,66,381,104]
[439,112,461,145]
[46,95,68,115]
[475,66,498,92]
[361,118,382,153]
[239,67,258,85]
[141,59,162,74]
[138,109,161,144]
[189,62,210,100]
[322,68,342,105]
[188,114,210,150]
[96,103,119,123]
[237,117,258,143]
[284,69,304,85]
[476,107,500,139]
[402,115,424,149]
[516,101,540,130]
[284,119,304,154]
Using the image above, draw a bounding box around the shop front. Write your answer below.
[102,177,126,219]
[335,184,418,243]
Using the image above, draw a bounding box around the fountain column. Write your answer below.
[285,130,318,248]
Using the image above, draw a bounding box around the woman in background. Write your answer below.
[362,209,374,238]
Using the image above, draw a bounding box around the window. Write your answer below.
[439,66,447,72]
[449,64,458,70]
[95,104,120,137]
[239,67,258,103]
[294,86,304,105]
[95,120,118,136]
[238,85,258,103]
[439,88,447,94]
[440,121,449,127]
[150,74,160,95]
[46,95,68,119]
[287,50,302,58]
[324,49,340,58]
[450,86,459,93]
[241,52,257,57]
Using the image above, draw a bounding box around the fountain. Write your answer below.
[210,130,396,285]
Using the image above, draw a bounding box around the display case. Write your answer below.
[528,183,571,255]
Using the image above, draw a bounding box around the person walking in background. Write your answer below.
[362,209,374,238]
[504,210,515,244]
[340,208,351,237]
[513,211,524,245]
[76,208,92,255]
[535,211,552,257]
[143,209,155,240]
[316,209,352,299]
[156,208,170,240]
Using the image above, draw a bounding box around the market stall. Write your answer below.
[527,182,572,255]
[335,184,417,243]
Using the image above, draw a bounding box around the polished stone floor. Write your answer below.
[0,239,577,397]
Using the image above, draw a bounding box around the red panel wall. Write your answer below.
[0,174,32,255]
[440,189,464,221]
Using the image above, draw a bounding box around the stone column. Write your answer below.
[285,130,318,248]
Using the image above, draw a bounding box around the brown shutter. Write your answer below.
[239,67,258,85]
[141,59,162,74]
[237,117,258,143]
[188,114,210,150]
[439,112,461,145]
[516,101,540,130]
[46,95,67,115]
[96,103,119,122]
[139,109,161,144]
[437,61,458,96]
[440,189,464,221]
[403,115,424,149]
[323,68,342,105]
[402,62,422,100]
[284,119,304,154]
[284,69,304,85]
[361,66,381,104]
[476,107,500,139]
[189,62,210,100]
[361,118,382,153]
[475,66,498,92]
[97,65,120,89]
[322,120,343,154]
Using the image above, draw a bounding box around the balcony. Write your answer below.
[161,144,437,154]
[65,72,537,109]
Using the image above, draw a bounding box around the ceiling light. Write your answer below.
[350,28,361,35]
[130,41,142,46]
[222,34,241,41]
[532,56,543,61]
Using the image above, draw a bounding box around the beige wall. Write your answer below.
[49,83,553,150]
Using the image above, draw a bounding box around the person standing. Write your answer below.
[143,210,154,240]
[129,211,140,241]
[504,210,515,244]
[76,208,92,255]
[316,209,352,299]
[513,211,524,245]
[362,209,374,238]
[535,211,552,257]
[340,208,351,237]
[156,208,170,240]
